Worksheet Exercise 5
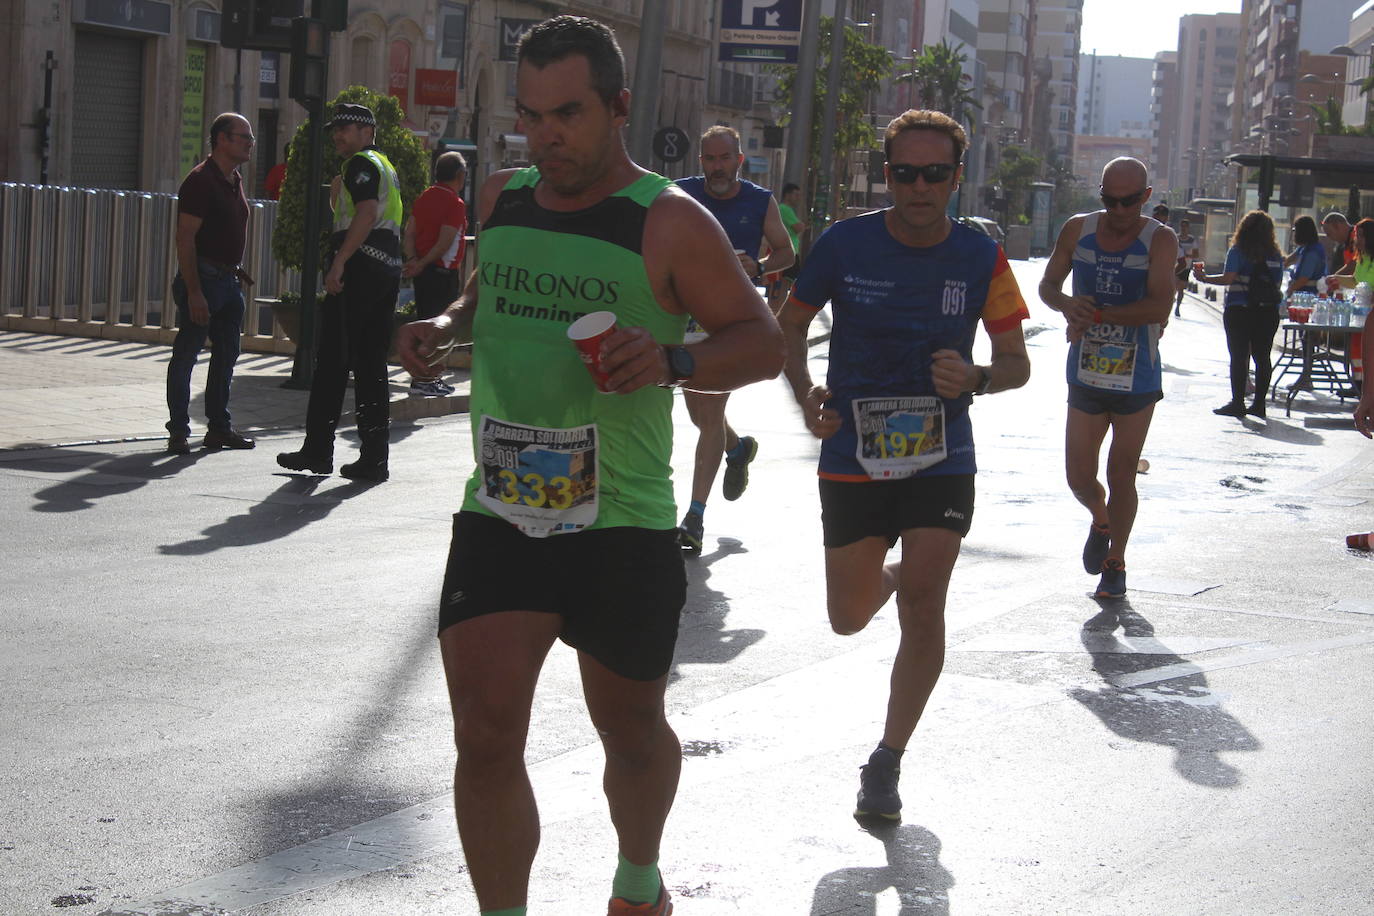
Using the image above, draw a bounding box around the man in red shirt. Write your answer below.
[263,144,289,200]
[402,151,468,395]
[165,111,256,454]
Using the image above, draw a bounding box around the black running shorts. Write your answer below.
[1067,385,1163,416]
[438,511,686,682]
[819,474,975,548]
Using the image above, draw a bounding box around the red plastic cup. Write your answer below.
[568,311,619,392]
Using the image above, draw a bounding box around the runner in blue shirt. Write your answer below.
[672,125,794,553]
[1040,157,1178,599]
[779,109,1030,823]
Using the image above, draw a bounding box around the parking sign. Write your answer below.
[718,0,803,64]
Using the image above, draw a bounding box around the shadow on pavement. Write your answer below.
[810,822,953,915]
[156,475,371,555]
[671,538,765,679]
[239,616,441,867]
[1068,600,1260,788]
[14,448,213,513]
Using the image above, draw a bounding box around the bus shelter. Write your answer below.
[1222,151,1374,249]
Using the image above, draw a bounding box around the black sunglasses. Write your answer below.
[888,162,958,185]
[1100,191,1146,209]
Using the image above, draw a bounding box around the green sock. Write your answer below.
[480,908,526,916]
[612,852,661,904]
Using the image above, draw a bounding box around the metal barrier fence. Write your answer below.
[0,182,299,352]
[1,182,479,355]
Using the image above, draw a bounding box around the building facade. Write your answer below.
[1166,12,1240,202]
[1031,0,1082,163]
[1078,54,1155,140]
[1340,1,1374,129]
[1149,51,1180,193]
[1,0,779,197]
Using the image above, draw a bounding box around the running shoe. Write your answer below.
[1082,523,1110,575]
[1212,402,1245,418]
[409,379,450,397]
[854,746,902,821]
[677,510,704,555]
[608,883,672,915]
[1095,559,1127,599]
[721,435,758,501]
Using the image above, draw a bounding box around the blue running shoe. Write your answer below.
[1095,559,1126,599]
[855,747,902,821]
[1082,523,1110,574]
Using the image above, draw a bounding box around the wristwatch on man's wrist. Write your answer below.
[972,366,992,396]
[659,345,695,388]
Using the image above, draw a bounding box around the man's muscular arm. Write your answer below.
[757,196,796,276]
[1039,216,1097,335]
[394,171,511,378]
[613,189,783,395]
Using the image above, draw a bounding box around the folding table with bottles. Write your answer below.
[1271,278,1368,416]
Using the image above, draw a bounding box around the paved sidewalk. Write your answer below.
[0,330,470,451]
[1,282,1352,452]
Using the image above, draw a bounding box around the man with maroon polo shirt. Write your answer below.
[402,150,467,396]
[165,111,256,455]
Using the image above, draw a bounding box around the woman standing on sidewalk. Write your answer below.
[1194,210,1284,419]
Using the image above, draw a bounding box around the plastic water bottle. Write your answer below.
[1314,296,1329,325]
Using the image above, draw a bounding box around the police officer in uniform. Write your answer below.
[278,103,403,482]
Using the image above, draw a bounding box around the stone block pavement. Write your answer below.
[0,330,470,451]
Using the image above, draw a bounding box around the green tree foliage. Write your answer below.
[898,41,981,118]
[766,17,892,204]
[991,146,1043,222]
[1310,96,1347,135]
[993,146,1042,195]
[272,86,429,271]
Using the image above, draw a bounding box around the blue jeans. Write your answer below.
[165,261,245,438]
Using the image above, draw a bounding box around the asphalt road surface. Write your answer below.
[4,260,1372,915]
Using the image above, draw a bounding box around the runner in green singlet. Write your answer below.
[394,16,782,916]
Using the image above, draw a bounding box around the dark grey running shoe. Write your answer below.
[677,510,704,555]
[1082,523,1110,574]
[855,746,902,821]
[721,435,757,501]
[1095,559,1127,599]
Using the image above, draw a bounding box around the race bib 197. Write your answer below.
[853,396,947,479]
[475,416,599,537]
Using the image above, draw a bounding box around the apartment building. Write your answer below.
[1,0,769,195]
[1150,52,1180,191]
[1031,0,1082,163]
[1166,12,1240,201]
[1340,1,1374,129]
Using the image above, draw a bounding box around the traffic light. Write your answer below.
[289,17,329,103]
[222,0,305,52]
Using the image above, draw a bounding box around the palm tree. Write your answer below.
[1309,96,1347,134]
[899,41,981,118]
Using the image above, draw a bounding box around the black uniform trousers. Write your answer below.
[303,255,399,462]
